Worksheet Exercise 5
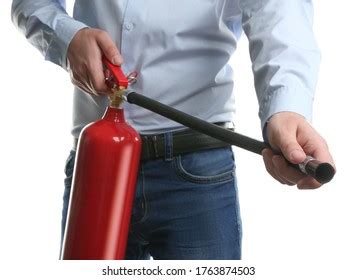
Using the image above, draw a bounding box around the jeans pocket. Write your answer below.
[173,147,235,184]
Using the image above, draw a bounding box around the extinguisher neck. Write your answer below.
[103,106,126,122]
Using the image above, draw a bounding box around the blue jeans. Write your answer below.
[61,132,242,259]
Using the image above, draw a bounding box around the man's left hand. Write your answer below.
[262,111,335,189]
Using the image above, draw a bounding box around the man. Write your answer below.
[11,0,334,259]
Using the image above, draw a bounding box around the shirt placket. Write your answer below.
[120,0,142,75]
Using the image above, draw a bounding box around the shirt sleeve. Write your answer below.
[238,0,321,129]
[11,0,88,70]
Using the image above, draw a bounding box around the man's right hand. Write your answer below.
[67,28,123,95]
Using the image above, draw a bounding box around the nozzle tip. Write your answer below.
[314,162,335,184]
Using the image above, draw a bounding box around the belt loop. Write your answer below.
[164,132,173,161]
[152,135,159,158]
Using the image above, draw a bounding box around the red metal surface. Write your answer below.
[103,57,129,88]
[61,107,141,260]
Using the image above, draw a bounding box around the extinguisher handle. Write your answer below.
[125,92,335,184]
[102,57,128,89]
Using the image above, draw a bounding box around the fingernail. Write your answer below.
[290,150,305,162]
[112,55,122,65]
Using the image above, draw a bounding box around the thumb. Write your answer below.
[96,32,123,65]
[276,133,306,164]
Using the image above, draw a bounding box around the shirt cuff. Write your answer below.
[45,17,88,70]
[259,79,314,131]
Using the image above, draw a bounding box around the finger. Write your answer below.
[272,155,305,185]
[72,78,92,94]
[271,156,296,185]
[69,71,91,93]
[69,65,88,88]
[262,149,289,185]
[299,136,336,187]
[87,63,109,95]
[84,46,110,95]
[88,68,111,94]
[89,68,111,94]
[297,176,322,190]
[86,79,98,96]
[276,132,306,165]
[72,65,99,96]
[96,31,123,65]
[305,137,336,170]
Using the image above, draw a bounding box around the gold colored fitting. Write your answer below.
[109,86,126,108]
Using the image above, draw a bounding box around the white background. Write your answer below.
[0,1,355,279]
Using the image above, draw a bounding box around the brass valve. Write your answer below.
[109,86,126,108]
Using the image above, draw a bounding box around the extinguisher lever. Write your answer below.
[103,57,129,89]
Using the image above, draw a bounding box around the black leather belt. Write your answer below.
[140,122,233,161]
[73,122,234,161]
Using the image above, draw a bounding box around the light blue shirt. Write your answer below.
[12,0,320,137]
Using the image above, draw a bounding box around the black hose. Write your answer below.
[126,92,335,184]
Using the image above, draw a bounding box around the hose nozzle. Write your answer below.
[297,156,335,184]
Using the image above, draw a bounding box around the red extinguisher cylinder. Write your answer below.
[61,106,141,260]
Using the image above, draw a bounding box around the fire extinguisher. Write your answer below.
[61,58,141,260]
[61,57,335,260]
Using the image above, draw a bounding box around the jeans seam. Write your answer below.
[233,176,242,258]
[130,165,149,225]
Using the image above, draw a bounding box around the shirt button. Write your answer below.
[124,22,134,31]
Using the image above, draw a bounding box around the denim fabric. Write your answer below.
[61,132,242,260]
[60,149,76,253]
